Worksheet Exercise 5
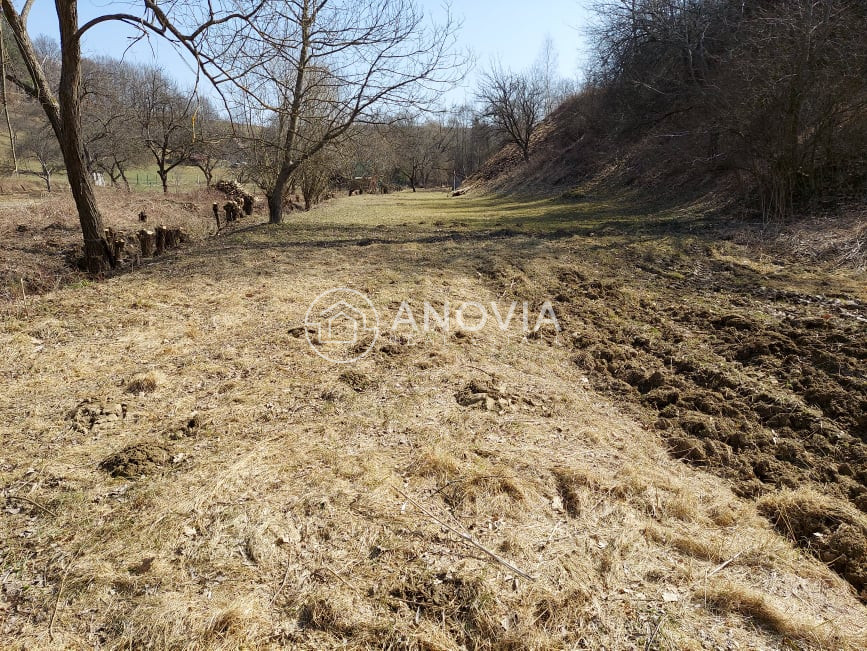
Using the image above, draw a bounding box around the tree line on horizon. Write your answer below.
[2,1,861,272]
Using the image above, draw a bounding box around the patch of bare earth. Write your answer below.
[1,192,865,649]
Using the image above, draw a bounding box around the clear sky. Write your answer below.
[24,0,594,107]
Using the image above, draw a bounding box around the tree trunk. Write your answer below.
[267,182,285,224]
[195,163,213,188]
[117,164,131,192]
[1,1,112,272]
[158,167,169,193]
[56,1,111,273]
[268,0,311,225]
[0,19,17,173]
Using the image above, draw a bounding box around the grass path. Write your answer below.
[1,191,865,649]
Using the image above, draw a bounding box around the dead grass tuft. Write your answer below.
[758,488,867,595]
[126,370,165,394]
[703,580,864,649]
[410,447,464,482]
[645,524,727,563]
[297,593,358,636]
[552,466,598,517]
[206,601,265,642]
[439,471,527,512]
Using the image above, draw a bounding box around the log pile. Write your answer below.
[214,179,256,222]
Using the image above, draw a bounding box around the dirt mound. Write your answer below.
[67,399,127,434]
[100,442,171,478]
[454,378,532,414]
[338,369,375,392]
[387,571,501,647]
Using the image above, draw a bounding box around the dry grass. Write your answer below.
[126,371,165,394]
[0,191,865,649]
[0,184,243,301]
[704,579,863,649]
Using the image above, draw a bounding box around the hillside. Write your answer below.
[1,191,866,649]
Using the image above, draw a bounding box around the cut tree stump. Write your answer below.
[138,229,155,257]
[155,226,167,255]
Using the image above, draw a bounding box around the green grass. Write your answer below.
[0,159,231,193]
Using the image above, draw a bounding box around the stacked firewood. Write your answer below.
[214,180,255,229]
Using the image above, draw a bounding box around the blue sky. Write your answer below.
[25,0,594,107]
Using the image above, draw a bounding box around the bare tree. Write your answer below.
[533,36,574,116]
[19,121,62,191]
[295,147,336,209]
[189,97,229,188]
[132,67,197,193]
[477,64,545,162]
[447,103,495,185]
[0,0,262,272]
[221,0,464,224]
[388,118,452,191]
[82,57,147,191]
[0,18,18,172]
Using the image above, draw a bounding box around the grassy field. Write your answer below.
[0,190,865,649]
[0,164,218,195]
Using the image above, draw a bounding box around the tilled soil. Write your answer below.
[487,235,867,595]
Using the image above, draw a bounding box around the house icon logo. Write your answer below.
[304,288,379,363]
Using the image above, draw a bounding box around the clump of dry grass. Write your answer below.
[703,579,865,649]
[297,592,359,637]
[409,447,463,482]
[644,523,727,563]
[438,470,528,513]
[552,466,599,518]
[125,370,165,394]
[757,488,867,596]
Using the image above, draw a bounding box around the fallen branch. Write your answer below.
[48,555,76,642]
[706,551,744,578]
[394,486,536,581]
[6,494,57,518]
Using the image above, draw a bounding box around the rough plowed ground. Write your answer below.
[1,191,865,649]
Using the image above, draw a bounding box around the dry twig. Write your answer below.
[6,494,57,518]
[394,486,536,581]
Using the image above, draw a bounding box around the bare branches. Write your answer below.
[220,0,465,223]
[20,0,33,23]
[477,65,545,162]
